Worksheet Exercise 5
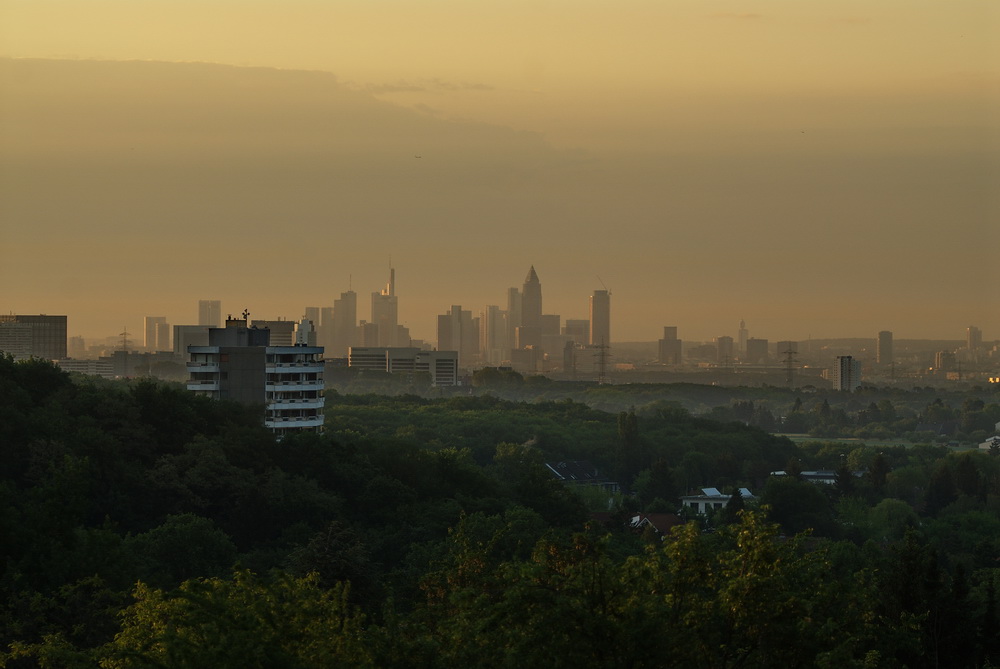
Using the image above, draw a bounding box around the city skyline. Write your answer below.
[2,3,997,344]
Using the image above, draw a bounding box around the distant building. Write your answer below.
[737,319,749,355]
[0,314,67,360]
[658,326,682,365]
[371,268,403,347]
[251,319,295,346]
[479,305,508,365]
[187,316,324,437]
[198,300,222,328]
[589,289,610,347]
[173,325,211,355]
[715,336,734,364]
[681,487,755,515]
[877,330,893,366]
[832,355,862,391]
[968,326,983,351]
[563,319,589,344]
[348,346,459,386]
[330,290,358,358]
[437,305,479,367]
[517,266,542,349]
[144,316,169,351]
[745,337,769,364]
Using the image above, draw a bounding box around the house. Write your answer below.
[630,513,684,536]
[680,487,755,515]
[545,460,619,493]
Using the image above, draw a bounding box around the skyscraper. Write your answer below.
[517,266,542,348]
[738,319,749,354]
[198,300,222,328]
[832,355,862,391]
[371,268,399,347]
[715,336,735,363]
[589,289,610,347]
[437,305,479,367]
[144,316,168,351]
[876,331,893,366]
[330,290,357,358]
[967,326,982,351]
[658,326,682,365]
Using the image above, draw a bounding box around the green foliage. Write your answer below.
[98,571,373,669]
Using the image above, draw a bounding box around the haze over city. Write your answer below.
[2,1,997,343]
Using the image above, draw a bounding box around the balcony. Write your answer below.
[265,415,325,429]
[186,380,219,391]
[186,362,220,372]
[267,398,325,410]
[266,380,324,392]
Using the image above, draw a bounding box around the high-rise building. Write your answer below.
[832,355,862,391]
[371,269,400,347]
[331,290,358,358]
[715,336,735,363]
[506,287,522,353]
[1,315,69,360]
[437,305,479,367]
[173,325,210,355]
[144,316,167,351]
[967,326,983,351]
[738,319,749,354]
[589,289,610,347]
[563,319,589,344]
[251,319,295,346]
[658,326,682,365]
[876,331,893,365]
[187,316,324,436]
[745,338,769,364]
[516,267,542,349]
[540,314,561,337]
[198,300,222,328]
[480,305,508,365]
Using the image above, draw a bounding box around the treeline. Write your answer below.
[3,356,1000,667]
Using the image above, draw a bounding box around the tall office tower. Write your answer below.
[832,355,862,391]
[935,350,957,372]
[68,336,87,359]
[540,314,561,337]
[745,337,769,364]
[198,300,222,327]
[876,330,894,365]
[295,317,317,346]
[967,326,982,351]
[319,307,335,350]
[480,305,508,365]
[187,317,324,437]
[173,324,210,355]
[506,287,522,352]
[590,289,611,347]
[156,322,171,352]
[658,326,682,365]
[517,266,542,348]
[251,319,295,346]
[144,316,168,351]
[738,319,749,354]
[715,336,735,363]
[0,314,67,360]
[437,305,479,367]
[563,319,589,343]
[330,290,357,358]
[303,307,320,327]
[371,268,399,347]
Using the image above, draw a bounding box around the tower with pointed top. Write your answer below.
[517,266,542,348]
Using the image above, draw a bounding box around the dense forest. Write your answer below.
[3,356,1000,667]
[329,366,1000,445]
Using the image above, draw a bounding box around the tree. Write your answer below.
[99,571,373,669]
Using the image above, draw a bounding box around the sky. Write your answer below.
[1,1,998,344]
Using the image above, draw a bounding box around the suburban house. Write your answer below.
[680,487,755,515]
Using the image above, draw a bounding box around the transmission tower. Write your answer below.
[594,340,611,384]
[782,345,798,387]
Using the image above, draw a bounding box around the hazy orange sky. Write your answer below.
[2,1,998,343]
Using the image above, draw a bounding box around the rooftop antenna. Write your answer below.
[242,309,250,322]
[596,275,611,294]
